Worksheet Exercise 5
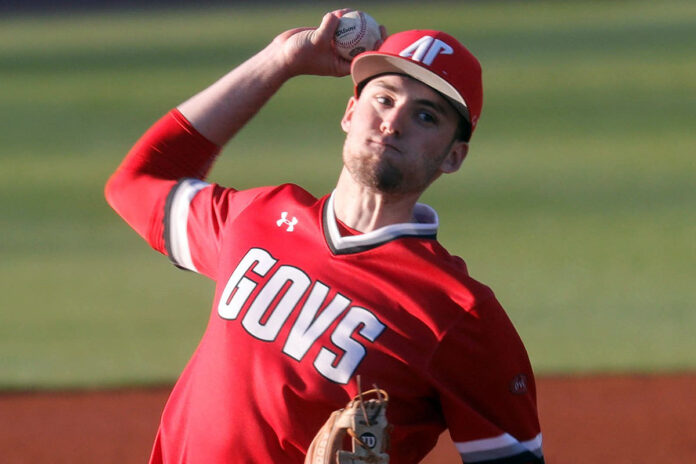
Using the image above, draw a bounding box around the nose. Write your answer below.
[379,108,405,136]
[380,118,396,135]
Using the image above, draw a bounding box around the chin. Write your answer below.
[366,160,404,193]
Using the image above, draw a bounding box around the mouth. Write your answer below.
[367,138,401,154]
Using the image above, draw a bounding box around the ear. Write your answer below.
[440,141,468,174]
[340,96,358,133]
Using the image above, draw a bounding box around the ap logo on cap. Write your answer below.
[399,36,454,66]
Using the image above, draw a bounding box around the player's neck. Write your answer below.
[332,170,420,233]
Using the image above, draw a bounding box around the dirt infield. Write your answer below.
[1,373,694,463]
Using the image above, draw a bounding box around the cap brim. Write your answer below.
[351,52,471,124]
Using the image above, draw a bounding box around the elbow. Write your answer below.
[103,165,173,244]
[104,167,144,219]
[104,169,125,214]
[104,173,116,208]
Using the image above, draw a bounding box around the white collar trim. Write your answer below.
[324,191,439,254]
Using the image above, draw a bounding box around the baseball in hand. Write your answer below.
[334,11,381,60]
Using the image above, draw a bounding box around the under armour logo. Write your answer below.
[276,212,298,232]
[399,36,453,66]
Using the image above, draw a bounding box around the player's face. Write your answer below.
[340,74,468,195]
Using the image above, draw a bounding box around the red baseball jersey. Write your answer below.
[106,110,544,463]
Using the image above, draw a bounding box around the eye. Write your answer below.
[375,95,393,106]
[416,110,437,125]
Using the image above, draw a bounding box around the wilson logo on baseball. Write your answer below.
[336,25,358,41]
[334,11,380,60]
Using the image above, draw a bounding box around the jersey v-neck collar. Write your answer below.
[322,191,439,255]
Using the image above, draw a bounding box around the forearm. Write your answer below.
[177,41,292,146]
[178,11,351,146]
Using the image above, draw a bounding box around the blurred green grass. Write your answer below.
[1,0,694,389]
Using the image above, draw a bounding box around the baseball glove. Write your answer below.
[305,382,390,464]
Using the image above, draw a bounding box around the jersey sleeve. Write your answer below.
[428,297,544,463]
[163,178,270,278]
[105,108,267,279]
[105,109,220,252]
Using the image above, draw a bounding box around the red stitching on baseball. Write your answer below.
[336,12,367,48]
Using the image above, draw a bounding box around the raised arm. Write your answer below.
[105,10,354,248]
[177,10,352,146]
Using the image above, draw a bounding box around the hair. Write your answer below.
[456,118,472,143]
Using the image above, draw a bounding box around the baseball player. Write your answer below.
[106,9,544,464]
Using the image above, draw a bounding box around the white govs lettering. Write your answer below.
[217,248,386,384]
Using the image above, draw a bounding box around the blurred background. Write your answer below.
[1,1,695,462]
[1,0,694,394]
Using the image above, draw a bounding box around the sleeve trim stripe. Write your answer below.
[164,178,209,273]
[455,433,543,462]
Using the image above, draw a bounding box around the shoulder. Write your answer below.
[195,182,318,211]
[221,182,317,204]
[407,239,497,314]
[258,183,320,204]
[428,261,528,371]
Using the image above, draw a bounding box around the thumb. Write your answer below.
[313,9,354,45]
[312,11,339,45]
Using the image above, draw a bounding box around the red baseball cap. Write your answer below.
[351,30,483,139]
